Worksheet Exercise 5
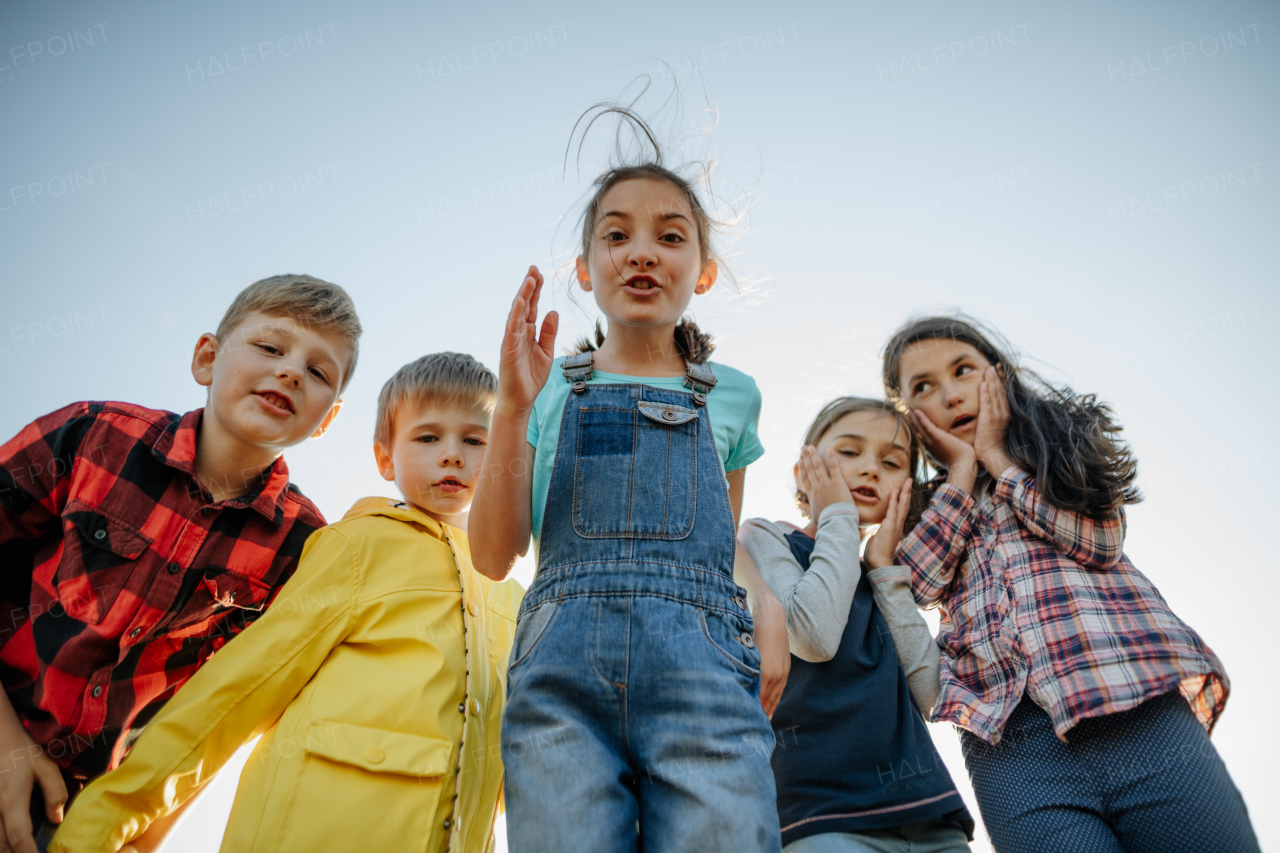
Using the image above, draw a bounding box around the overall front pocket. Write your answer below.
[572,402,698,540]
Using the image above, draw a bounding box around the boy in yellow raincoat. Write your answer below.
[50,352,522,853]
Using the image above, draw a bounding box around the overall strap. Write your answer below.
[682,361,717,406]
[562,352,594,393]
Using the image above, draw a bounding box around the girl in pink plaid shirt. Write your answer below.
[882,316,1258,853]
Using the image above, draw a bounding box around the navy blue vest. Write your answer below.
[771,530,974,846]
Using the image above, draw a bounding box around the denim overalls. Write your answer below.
[502,353,780,853]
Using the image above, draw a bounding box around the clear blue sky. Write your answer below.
[2,1,1276,850]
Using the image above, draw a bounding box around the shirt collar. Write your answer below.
[151,408,293,526]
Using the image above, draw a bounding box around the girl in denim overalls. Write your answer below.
[470,154,789,852]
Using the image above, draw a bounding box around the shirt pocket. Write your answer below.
[278,721,449,848]
[572,400,698,540]
[167,567,273,636]
[56,499,152,623]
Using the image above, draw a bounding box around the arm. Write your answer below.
[48,528,357,853]
[995,468,1126,571]
[0,406,96,853]
[740,507,861,663]
[469,268,557,581]
[893,485,976,608]
[866,566,942,715]
[726,467,789,718]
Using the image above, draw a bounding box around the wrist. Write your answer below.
[494,400,533,422]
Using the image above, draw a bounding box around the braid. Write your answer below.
[569,317,716,365]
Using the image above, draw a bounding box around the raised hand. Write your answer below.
[864,479,912,569]
[974,366,1014,478]
[498,266,559,416]
[910,409,978,494]
[799,446,854,522]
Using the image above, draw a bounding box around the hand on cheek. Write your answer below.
[910,410,978,494]
[975,366,1015,479]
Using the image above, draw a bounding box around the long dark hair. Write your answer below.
[565,102,724,365]
[881,315,1140,518]
[795,397,927,531]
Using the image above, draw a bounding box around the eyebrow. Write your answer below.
[407,421,491,432]
[601,210,692,224]
[906,354,968,388]
[833,432,909,455]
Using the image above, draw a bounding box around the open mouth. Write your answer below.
[851,486,879,501]
[254,390,295,414]
[624,275,661,294]
[435,476,466,494]
[950,414,976,430]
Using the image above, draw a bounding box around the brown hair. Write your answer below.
[567,106,724,365]
[882,314,1140,517]
[215,274,362,392]
[374,352,497,447]
[795,397,926,528]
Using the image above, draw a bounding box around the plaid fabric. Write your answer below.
[0,401,324,778]
[896,466,1228,745]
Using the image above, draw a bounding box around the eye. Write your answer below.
[309,367,330,385]
[604,229,626,242]
[956,364,974,377]
[464,437,486,446]
[884,460,902,470]
[257,343,281,355]
[659,231,685,244]
[912,380,932,395]
[416,435,438,443]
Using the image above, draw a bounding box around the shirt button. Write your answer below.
[167,562,181,574]
[201,507,214,517]
[469,698,481,716]
[91,685,103,698]
[467,601,479,617]
[458,702,465,714]
[443,818,452,830]
[94,530,107,540]
[129,628,142,638]
[365,748,385,764]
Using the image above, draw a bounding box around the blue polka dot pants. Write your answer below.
[960,691,1259,853]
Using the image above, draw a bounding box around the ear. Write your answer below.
[373,439,397,482]
[191,333,219,387]
[694,259,718,295]
[995,363,1007,382]
[310,399,344,439]
[575,256,592,292]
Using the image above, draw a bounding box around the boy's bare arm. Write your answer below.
[0,687,67,853]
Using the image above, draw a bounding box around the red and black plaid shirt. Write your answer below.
[0,401,324,779]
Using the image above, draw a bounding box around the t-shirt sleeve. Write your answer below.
[724,375,765,472]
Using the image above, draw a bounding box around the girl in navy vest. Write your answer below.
[740,397,974,853]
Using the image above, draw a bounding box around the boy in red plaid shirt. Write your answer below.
[0,274,361,853]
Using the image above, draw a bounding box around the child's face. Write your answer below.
[374,399,491,525]
[578,177,715,337]
[898,338,995,448]
[194,311,349,453]
[804,410,912,525]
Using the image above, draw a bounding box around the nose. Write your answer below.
[857,457,880,480]
[437,438,464,467]
[627,236,658,269]
[276,362,302,388]
[941,381,964,409]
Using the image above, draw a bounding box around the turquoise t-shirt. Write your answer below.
[526,357,765,544]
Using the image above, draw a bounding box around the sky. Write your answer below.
[2,0,1276,850]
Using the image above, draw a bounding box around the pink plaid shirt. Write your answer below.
[896,466,1227,744]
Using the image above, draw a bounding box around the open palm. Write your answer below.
[500,266,559,413]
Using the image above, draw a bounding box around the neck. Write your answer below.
[416,505,468,531]
[195,414,282,503]
[591,321,687,377]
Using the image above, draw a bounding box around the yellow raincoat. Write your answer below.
[50,497,522,853]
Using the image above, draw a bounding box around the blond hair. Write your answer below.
[215,274,362,391]
[374,352,497,446]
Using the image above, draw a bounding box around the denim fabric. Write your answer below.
[961,691,1260,853]
[503,381,780,853]
[783,818,971,853]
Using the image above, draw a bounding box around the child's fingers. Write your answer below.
[537,310,559,357]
